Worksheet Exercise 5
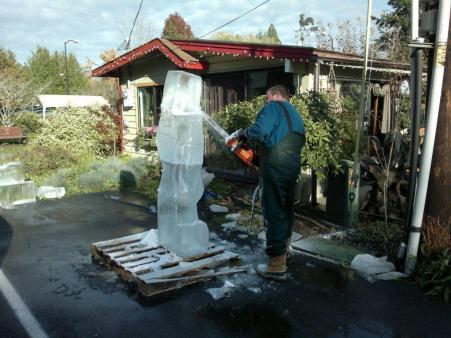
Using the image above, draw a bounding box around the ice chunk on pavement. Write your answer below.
[37,186,65,199]
[351,254,395,276]
[141,229,159,247]
[209,204,229,213]
[238,234,248,239]
[206,280,236,300]
[376,271,408,281]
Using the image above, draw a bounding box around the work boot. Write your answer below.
[256,255,287,281]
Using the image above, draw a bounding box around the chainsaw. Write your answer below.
[202,112,257,168]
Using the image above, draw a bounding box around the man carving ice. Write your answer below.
[228,85,305,281]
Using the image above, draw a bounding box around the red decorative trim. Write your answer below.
[171,39,314,61]
[92,38,208,77]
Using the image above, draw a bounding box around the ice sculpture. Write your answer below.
[151,70,209,258]
[0,161,36,208]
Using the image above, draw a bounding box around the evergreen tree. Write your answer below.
[0,48,25,78]
[161,12,194,40]
[24,46,87,94]
[376,0,410,61]
[266,23,281,44]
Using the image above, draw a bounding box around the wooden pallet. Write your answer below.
[91,231,242,297]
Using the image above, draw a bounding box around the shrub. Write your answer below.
[346,220,404,260]
[12,111,43,133]
[33,105,117,156]
[290,92,345,177]
[416,247,451,302]
[414,217,451,302]
[44,155,160,196]
[17,144,84,185]
[211,92,345,176]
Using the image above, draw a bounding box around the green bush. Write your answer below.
[13,111,43,133]
[211,92,345,177]
[416,247,451,302]
[44,155,160,197]
[33,106,117,156]
[346,220,404,260]
[17,144,85,185]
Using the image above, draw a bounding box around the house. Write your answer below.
[92,38,409,155]
[38,95,109,119]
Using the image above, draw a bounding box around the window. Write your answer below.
[137,86,163,128]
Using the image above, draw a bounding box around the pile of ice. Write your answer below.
[37,186,65,199]
[155,70,209,258]
[0,161,36,208]
[350,254,407,282]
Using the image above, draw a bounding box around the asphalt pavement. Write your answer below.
[0,192,450,338]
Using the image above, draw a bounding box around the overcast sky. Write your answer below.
[0,0,391,68]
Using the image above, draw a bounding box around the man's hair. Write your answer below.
[267,85,289,98]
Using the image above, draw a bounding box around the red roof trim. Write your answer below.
[171,39,314,61]
[92,38,208,77]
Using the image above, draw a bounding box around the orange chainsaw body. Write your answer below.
[226,138,255,167]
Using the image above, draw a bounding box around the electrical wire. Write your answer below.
[118,0,144,51]
[197,0,271,39]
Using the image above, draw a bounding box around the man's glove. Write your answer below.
[225,129,246,144]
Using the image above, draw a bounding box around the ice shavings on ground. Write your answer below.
[247,286,261,294]
[206,280,236,300]
[209,204,229,213]
[140,229,159,247]
[350,254,403,282]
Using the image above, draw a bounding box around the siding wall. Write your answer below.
[119,57,176,155]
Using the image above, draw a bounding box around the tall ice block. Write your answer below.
[0,181,36,207]
[155,70,209,257]
[0,162,25,185]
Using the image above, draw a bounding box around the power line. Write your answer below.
[118,0,144,51]
[197,0,271,39]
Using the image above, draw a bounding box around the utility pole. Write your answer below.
[64,39,79,95]
[405,0,450,273]
[425,20,451,224]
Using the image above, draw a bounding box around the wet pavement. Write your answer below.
[0,192,450,338]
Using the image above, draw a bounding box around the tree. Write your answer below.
[376,0,410,61]
[425,24,451,224]
[161,12,194,40]
[24,46,88,94]
[0,73,46,126]
[0,48,25,78]
[211,24,282,45]
[100,49,119,63]
[266,23,281,44]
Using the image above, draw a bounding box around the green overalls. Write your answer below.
[260,102,305,257]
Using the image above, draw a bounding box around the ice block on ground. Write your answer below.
[0,162,25,185]
[0,181,36,207]
[156,70,209,258]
